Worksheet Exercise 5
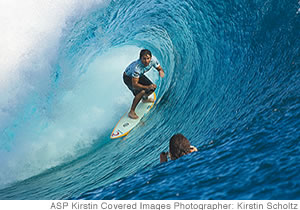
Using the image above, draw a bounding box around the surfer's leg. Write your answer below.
[124,73,140,119]
[142,96,155,103]
[128,90,145,119]
[123,73,136,95]
[139,75,156,102]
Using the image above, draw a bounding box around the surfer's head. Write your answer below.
[160,134,198,163]
[140,49,152,66]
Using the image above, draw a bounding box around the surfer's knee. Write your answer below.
[145,88,155,95]
[135,90,146,97]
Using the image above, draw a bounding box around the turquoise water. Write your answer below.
[0,0,299,199]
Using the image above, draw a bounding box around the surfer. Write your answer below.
[160,134,198,163]
[123,49,165,119]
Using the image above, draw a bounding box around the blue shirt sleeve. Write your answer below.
[132,64,143,78]
[151,56,160,68]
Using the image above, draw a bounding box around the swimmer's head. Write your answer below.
[169,133,192,160]
[160,133,197,163]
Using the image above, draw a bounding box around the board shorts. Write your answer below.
[123,73,154,96]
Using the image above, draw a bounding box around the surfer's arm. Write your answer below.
[156,66,165,78]
[132,77,155,90]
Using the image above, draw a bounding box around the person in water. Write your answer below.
[123,49,165,119]
[160,133,198,163]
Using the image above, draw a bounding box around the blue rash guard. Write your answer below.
[124,56,160,78]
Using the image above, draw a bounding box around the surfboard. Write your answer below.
[110,92,156,139]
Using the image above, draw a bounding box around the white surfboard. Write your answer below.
[110,92,156,139]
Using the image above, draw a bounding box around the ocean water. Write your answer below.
[0,0,299,200]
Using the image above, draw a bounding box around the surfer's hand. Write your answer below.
[148,84,157,90]
[159,70,165,78]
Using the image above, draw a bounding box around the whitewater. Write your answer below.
[0,0,299,199]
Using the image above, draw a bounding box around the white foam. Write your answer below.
[0,0,115,188]
[0,44,145,188]
[0,0,107,86]
[0,0,109,125]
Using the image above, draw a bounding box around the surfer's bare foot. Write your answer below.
[128,111,139,119]
[142,98,154,103]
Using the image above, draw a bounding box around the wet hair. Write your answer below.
[140,49,152,59]
[160,133,191,163]
[169,134,191,160]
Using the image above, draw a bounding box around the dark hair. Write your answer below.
[169,134,191,160]
[140,49,152,59]
[160,133,191,163]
